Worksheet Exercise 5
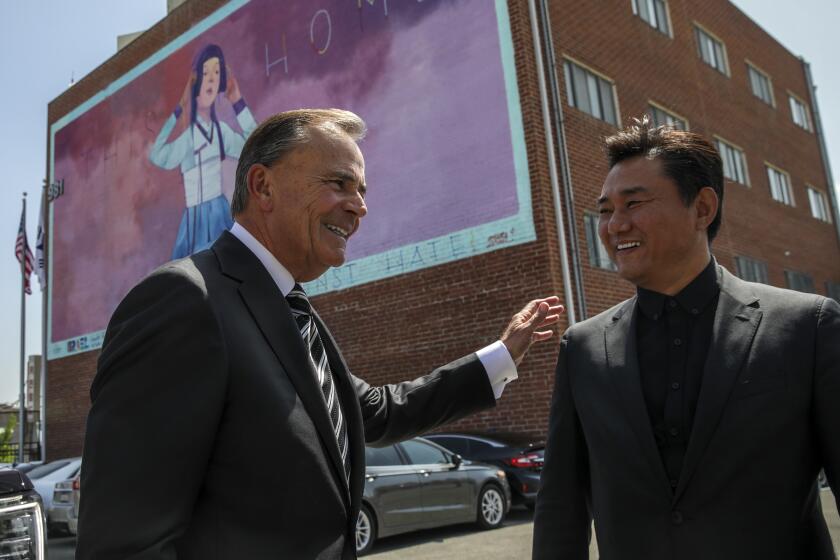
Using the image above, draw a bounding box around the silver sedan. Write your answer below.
[357,437,511,555]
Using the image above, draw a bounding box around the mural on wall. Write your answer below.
[149,44,257,259]
[48,0,534,359]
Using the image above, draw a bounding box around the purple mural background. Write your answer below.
[51,0,520,344]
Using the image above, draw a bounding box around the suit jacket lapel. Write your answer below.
[212,232,351,504]
[674,267,762,502]
[605,298,672,496]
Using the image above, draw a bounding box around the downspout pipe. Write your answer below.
[537,0,588,320]
[801,58,840,244]
[528,0,577,325]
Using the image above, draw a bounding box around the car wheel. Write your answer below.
[356,503,377,556]
[476,484,506,530]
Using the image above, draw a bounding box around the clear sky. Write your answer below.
[0,0,837,404]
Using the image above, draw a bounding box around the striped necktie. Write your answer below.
[286,284,351,484]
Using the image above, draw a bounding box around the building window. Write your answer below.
[785,270,815,293]
[807,186,832,222]
[648,103,687,130]
[746,63,774,106]
[766,164,794,206]
[564,59,619,126]
[789,94,813,131]
[715,137,749,185]
[734,256,769,284]
[694,25,728,75]
[826,281,840,303]
[584,213,616,271]
[632,0,671,35]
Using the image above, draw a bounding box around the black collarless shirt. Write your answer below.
[635,259,720,489]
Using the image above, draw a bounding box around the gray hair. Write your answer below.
[230,108,367,216]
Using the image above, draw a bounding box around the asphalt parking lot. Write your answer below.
[48,491,840,559]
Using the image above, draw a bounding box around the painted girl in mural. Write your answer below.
[150,44,257,259]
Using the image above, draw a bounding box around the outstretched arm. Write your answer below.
[356,297,563,446]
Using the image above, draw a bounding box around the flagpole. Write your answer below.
[39,183,48,461]
[19,193,27,464]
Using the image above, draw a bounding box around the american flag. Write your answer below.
[15,207,34,295]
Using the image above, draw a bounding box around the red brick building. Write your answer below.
[45,0,839,459]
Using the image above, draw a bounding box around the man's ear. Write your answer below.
[694,186,719,232]
[247,164,274,212]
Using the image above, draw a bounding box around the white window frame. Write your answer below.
[563,56,622,127]
[827,281,840,303]
[631,0,672,37]
[765,163,795,206]
[788,92,813,131]
[694,23,730,76]
[648,101,689,130]
[745,60,775,107]
[734,256,769,284]
[785,270,816,294]
[807,186,832,223]
[714,135,750,186]
[584,212,617,271]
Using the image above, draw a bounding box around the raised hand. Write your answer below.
[225,65,242,104]
[500,297,564,365]
[178,71,196,121]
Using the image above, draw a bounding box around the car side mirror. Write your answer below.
[450,453,462,470]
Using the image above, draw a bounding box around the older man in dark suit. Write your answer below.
[78,109,562,560]
[533,120,839,560]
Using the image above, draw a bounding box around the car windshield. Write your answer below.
[26,460,71,479]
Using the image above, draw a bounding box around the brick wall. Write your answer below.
[44,0,840,458]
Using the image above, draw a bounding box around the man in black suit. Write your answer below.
[533,120,839,559]
[78,109,562,559]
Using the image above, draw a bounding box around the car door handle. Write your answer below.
[419,470,430,477]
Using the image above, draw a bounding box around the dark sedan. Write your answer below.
[424,433,544,508]
[358,437,511,555]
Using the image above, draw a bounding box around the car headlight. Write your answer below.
[0,496,45,560]
[496,470,506,478]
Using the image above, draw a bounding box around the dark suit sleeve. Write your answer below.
[77,265,228,560]
[533,331,591,560]
[351,353,496,446]
[814,296,840,510]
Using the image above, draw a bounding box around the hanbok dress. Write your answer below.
[150,99,257,259]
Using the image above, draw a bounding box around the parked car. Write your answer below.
[357,437,510,555]
[424,433,544,508]
[0,467,47,558]
[26,457,82,532]
[48,472,80,535]
[11,462,43,474]
[72,472,80,534]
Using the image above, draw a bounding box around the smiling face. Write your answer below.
[597,156,713,294]
[262,125,367,282]
[196,56,221,110]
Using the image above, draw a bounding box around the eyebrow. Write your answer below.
[596,185,649,205]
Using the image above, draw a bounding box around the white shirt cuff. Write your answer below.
[476,340,518,400]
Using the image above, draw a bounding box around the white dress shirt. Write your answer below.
[230,222,518,398]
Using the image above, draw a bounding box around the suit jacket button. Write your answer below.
[671,511,683,525]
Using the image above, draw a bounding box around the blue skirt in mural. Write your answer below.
[171,195,234,260]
